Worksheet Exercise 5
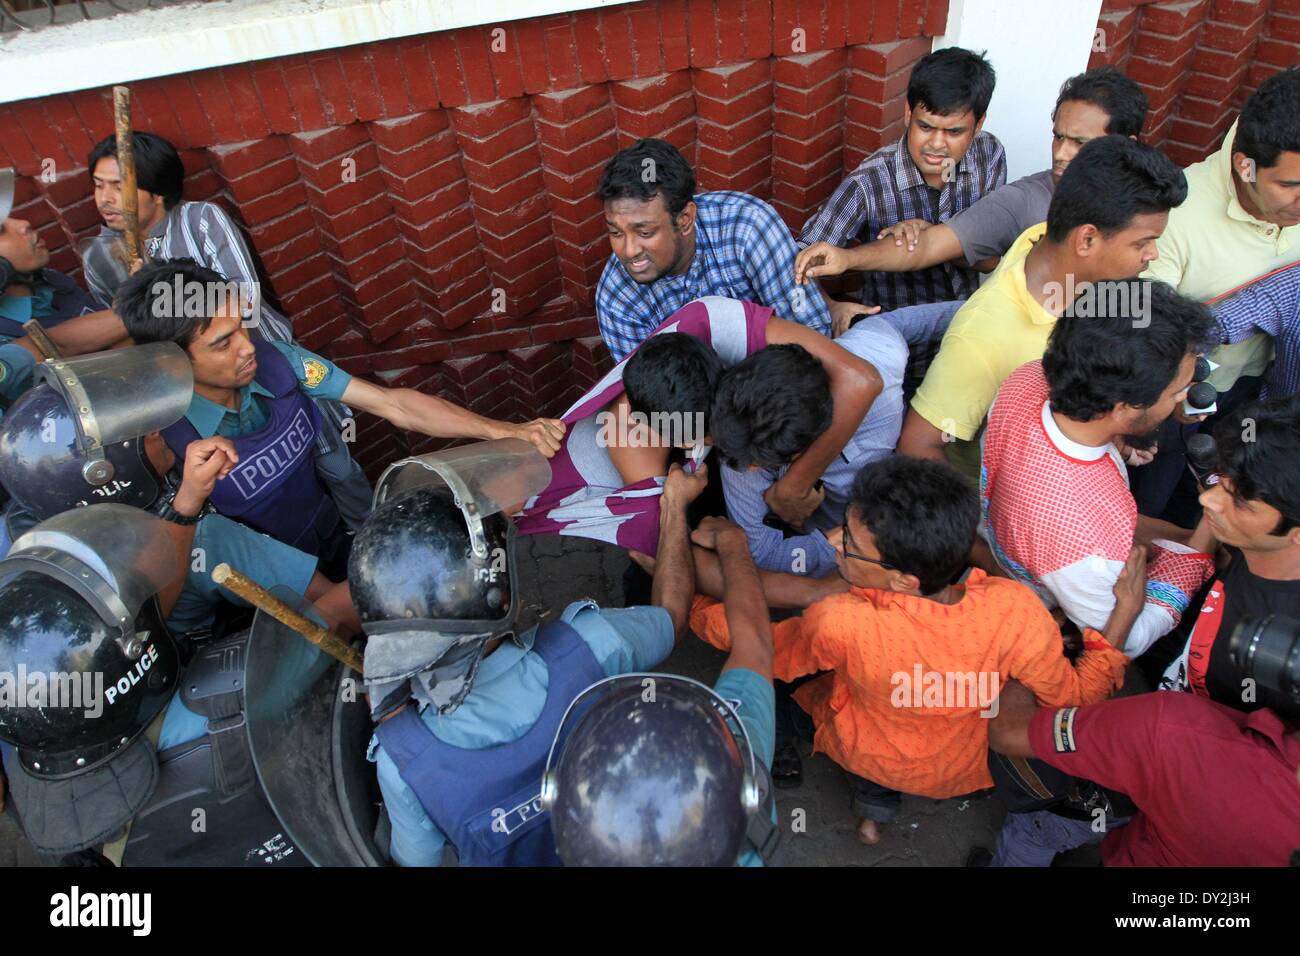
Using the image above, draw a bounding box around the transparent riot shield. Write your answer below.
[373,438,551,559]
[36,342,193,489]
[0,503,176,632]
[244,588,384,867]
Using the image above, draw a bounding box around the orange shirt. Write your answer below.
[689,569,1128,799]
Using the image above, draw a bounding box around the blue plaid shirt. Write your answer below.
[595,191,832,361]
[1211,260,1300,399]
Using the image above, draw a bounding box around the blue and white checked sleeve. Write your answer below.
[738,200,831,335]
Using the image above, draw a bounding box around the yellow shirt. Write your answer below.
[1144,120,1297,390]
[911,222,1052,470]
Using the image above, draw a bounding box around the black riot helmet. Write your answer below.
[349,484,517,634]
[541,674,765,866]
[352,439,553,717]
[0,504,180,778]
[0,342,193,520]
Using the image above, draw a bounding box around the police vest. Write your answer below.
[161,340,339,555]
[375,620,605,867]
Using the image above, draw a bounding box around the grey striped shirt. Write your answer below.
[84,201,348,443]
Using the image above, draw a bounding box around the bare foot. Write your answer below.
[856,818,881,845]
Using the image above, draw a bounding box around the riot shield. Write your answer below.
[373,437,551,559]
[244,588,384,867]
[1,503,176,634]
[36,342,192,486]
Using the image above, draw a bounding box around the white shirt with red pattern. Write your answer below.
[979,362,1215,657]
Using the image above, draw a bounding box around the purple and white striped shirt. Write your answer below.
[515,296,773,554]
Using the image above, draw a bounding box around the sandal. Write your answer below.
[771,741,803,788]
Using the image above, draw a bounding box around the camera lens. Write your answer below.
[1228,615,1300,704]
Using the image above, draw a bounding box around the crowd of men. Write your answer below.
[0,48,1297,868]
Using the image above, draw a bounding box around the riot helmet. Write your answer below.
[0,503,180,778]
[0,342,192,519]
[542,673,764,866]
[351,438,551,717]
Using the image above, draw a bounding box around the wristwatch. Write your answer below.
[153,490,208,526]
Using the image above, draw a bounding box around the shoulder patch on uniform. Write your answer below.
[0,362,7,384]
[301,357,328,388]
[1051,706,1079,753]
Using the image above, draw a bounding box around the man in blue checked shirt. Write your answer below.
[595,138,833,364]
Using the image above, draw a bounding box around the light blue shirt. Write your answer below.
[721,319,909,576]
[714,667,776,867]
[372,600,675,866]
[157,514,319,751]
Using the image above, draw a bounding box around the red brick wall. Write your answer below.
[0,0,948,477]
[1091,0,1298,168]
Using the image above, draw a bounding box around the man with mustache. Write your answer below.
[795,66,1148,346]
[797,47,1004,343]
[594,139,839,526]
[1131,69,1300,523]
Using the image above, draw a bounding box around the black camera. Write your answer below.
[1228,614,1300,712]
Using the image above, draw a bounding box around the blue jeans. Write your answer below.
[775,679,901,824]
[877,299,965,348]
[990,810,1117,866]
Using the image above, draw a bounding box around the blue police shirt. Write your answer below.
[371,599,675,867]
[182,341,351,439]
[714,667,776,867]
[156,513,318,750]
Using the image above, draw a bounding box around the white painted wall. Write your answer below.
[0,0,640,105]
[934,0,1106,182]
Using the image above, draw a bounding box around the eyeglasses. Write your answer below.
[840,517,897,570]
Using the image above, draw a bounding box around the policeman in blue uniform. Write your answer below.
[112,258,565,568]
[354,444,708,866]
[542,515,780,867]
[0,343,361,652]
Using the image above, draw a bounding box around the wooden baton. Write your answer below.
[112,86,143,274]
[21,319,61,360]
[211,562,364,673]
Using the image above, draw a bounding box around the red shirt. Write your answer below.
[1030,692,1300,866]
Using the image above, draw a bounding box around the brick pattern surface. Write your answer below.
[1091,0,1295,168]
[0,0,1282,476]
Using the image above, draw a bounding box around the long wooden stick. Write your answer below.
[212,562,364,673]
[21,319,61,360]
[112,86,143,274]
